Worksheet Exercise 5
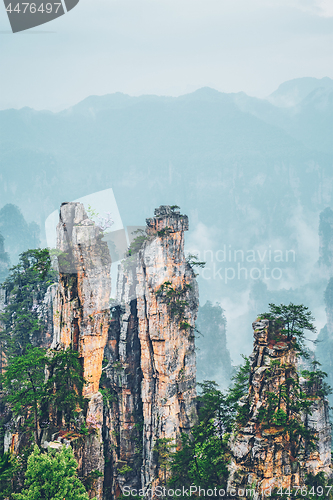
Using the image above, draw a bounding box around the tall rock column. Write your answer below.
[53,202,111,395]
[228,319,332,498]
[53,202,111,499]
[104,206,198,494]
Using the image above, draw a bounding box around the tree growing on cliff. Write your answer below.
[169,381,232,493]
[1,347,86,446]
[0,452,19,500]
[0,249,57,357]
[2,347,48,447]
[13,445,89,500]
[169,359,251,495]
[261,302,316,357]
[45,349,87,429]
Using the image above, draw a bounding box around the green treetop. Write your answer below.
[13,445,89,500]
[0,249,57,357]
[261,302,316,357]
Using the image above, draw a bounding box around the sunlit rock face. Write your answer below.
[53,202,111,396]
[228,319,332,498]
[104,206,199,495]
[53,202,111,500]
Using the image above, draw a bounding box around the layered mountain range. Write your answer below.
[1,77,333,361]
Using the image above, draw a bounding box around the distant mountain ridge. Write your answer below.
[0,77,332,234]
[267,76,333,107]
[0,76,332,358]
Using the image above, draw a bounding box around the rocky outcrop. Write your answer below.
[53,202,111,499]
[50,203,198,498]
[102,205,198,496]
[53,202,111,396]
[228,319,332,498]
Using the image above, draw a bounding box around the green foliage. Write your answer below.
[252,355,331,459]
[1,346,48,447]
[80,469,103,491]
[179,320,191,330]
[1,347,87,445]
[157,226,172,237]
[0,249,85,444]
[260,302,316,358]
[272,408,288,426]
[169,380,235,495]
[99,387,117,405]
[0,452,19,500]
[186,254,206,269]
[291,472,333,500]
[117,464,133,476]
[87,204,99,219]
[45,349,87,429]
[0,249,56,356]
[13,445,89,500]
[153,438,175,481]
[155,281,192,327]
[301,361,332,399]
[226,355,251,424]
[127,229,149,256]
[169,366,251,495]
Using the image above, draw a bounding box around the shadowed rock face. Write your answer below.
[228,319,332,498]
[53,202,111,396]
[104,205,199,494]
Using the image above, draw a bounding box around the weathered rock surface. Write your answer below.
[53,202,111,396]
[53,202,111,499]
[228,319,332,498]
[103,205,198,495]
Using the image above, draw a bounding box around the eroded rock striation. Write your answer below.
[53,202,111,396]
[102,205,198,495]
[50,203,198,498]
[53,202,111,499]
[228,319,332,498]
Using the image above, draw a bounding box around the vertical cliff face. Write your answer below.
[103,205,198,495]
[228,319,331,497]
[53,202,111,499]
[53,202,111,396]
[52,203,198,497]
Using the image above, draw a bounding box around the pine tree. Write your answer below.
[13,445,89,500]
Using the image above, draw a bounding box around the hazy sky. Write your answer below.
[0,0,332,110]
